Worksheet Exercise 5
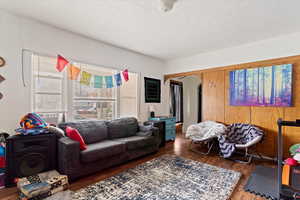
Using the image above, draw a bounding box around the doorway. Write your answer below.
[168,75,202,133]
[170,80,183,123]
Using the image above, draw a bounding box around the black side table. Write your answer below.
[144,120,166,147]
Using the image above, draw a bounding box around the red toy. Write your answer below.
[284,158,298,166]
[0,156,5,168]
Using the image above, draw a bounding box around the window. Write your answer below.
[72,64,118,121]
[32,55,66,124]
[31,53,139,123]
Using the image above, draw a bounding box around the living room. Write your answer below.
[1,1,300,199]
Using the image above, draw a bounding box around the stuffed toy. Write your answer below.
[285,158,298,166]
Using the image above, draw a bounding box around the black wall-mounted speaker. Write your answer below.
[5,134,56,187]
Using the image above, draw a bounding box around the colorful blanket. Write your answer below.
[15,113,49,135]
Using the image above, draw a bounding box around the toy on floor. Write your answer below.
[17,170,69,200]
[284,158,298,166]
[284,143,300,167]
[0,132,8,190]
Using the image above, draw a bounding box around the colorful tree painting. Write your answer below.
[229,64,292,106]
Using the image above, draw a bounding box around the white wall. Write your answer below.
[182,76,201,133]
[0,10,168,134]
[166,31,300,74]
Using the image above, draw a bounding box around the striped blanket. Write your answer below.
[218,123,264,158]
[15,113,49,135]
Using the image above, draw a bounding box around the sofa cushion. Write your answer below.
[113,136,156,150]
[136,131,152,137]
[107,117,138,139]
[80,140,125,163]
[59,121,108,144]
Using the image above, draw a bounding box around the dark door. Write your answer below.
[170,80,183,123]
[198,84,202,123]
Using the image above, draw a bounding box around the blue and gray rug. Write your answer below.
[73,155,241,200]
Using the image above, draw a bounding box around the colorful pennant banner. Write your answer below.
[80,71,92,86]
[56,54,129,88]
[56,55,69,72]
[105,76,113,88]
[94,75,104,88]
[68,64,81,80]
[122,69,129,82]
[114,73,122,87]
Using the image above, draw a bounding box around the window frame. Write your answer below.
[69,71,118,121]
[30,52,140,122]
[31,54,67,115]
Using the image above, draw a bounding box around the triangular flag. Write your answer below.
[68,64,81,80]
[80,71,92,86]
[0,75,5,84]
[105,76,113,88]
[114,73,122,87]
[122,69,129,81]
[56,55,69,72]
[94,75,104,88]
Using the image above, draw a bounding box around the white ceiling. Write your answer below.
[1,0,300,60]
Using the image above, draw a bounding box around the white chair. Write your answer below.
[186,121,227,155]
[218,123,264,164]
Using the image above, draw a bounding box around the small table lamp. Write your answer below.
[149,105,155,118]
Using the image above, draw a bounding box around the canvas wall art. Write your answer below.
[229,64,292,107]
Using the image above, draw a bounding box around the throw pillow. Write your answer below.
[48,126,65,138]
[66,126,87,150]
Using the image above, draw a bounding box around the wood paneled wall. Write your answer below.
[165,55,300,157]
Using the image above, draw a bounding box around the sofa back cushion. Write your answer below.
[59,121,108,144]
[107,117,138,139]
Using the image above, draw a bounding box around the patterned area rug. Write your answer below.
[73,155,241,200]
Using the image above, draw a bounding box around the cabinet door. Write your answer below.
[202,71,225,123]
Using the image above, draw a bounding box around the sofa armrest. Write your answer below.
[57,137,81,175]
[138,124,160,145]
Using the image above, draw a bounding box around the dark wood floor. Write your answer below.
[0,133,274,200]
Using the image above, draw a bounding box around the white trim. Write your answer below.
[137,72,141,120]
[33,74,62,80]
[116,86,121,118]
[36,111,66,113]
[66,66,73,121]
[74,99,117,103]
[73,97,116,101]
[35,92,62,95]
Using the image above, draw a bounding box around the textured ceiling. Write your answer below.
[1,0,300,60]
